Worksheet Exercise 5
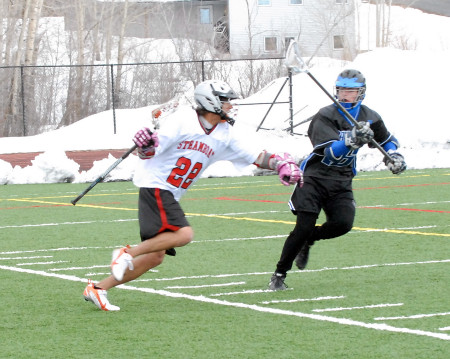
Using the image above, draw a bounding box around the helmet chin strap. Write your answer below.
[219,110,235,126]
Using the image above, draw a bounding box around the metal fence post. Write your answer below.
[20,66,26,136]
[110,64,116,134]
[201,60,205,81]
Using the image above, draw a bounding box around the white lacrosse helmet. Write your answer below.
[194,80,239,125]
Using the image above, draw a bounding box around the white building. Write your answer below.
[226,0,357,60]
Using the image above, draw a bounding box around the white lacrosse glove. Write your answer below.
[344,121,374,149]
[384,150,406,175]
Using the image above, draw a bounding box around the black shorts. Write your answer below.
[289,176,354,215]
[138,187,190,241]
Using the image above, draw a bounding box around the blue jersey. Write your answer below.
[300,104,396,180]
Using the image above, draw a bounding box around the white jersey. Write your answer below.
[133,106,260,201]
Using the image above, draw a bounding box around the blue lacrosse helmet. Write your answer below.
[334,69,366,110]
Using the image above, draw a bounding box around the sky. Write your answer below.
[0,4,449,185]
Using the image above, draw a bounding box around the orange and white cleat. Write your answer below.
[83,280,120,311]
[111,245,134,282]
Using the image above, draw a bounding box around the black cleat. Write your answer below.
[268,272,288,291]
[294,241,312,270]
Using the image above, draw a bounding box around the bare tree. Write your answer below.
[59,0,86,128]
[374,0,393,47]
[22,0,44,135]
[1,0,47,136]
[3,1,30,136]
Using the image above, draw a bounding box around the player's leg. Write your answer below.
[269,212,318,290]
[83,250,168,311]
[276,211,318,273]
[127,226,194,257]
[314,195,355,240]
[269,178,321,290]
[295,189,355,270]
[97,250,166,290]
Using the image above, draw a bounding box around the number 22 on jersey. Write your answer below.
[166,157,203,189]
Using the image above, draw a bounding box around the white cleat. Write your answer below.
[111,245,134,282]
[83,280,120,311]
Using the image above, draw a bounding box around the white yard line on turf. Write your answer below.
[312,303,404,312]
[0,255,53,260]
[16,260,68,266]
[0,218,137,230]
[49,264,109,271]
[0,264,449,341]
[375,312,450,321]
[165,281,245,289]
[260,295,345,304]
[0,246,121,255]
[362,200,450,208]
[210,288,293,296]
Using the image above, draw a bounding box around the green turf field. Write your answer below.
[1,168,449,358]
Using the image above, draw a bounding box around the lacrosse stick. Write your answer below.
[70,145,138,205]
[285,40,393,161]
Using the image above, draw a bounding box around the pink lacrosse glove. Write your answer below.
[133,127,159,148]
[275,153,303,186]
[133,128,159,160]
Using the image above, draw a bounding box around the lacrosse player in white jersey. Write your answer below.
[83,79,303,311]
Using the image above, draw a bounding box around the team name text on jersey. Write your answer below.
[177,140,215,158]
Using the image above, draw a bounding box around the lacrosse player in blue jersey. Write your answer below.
[269,69,406,290]
[83,79,303,310]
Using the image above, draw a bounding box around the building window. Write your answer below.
[290,0,303,4]
[265,37,278,52]
[200,7,212,24]
[333,35,345,49]
[258,0,271,6]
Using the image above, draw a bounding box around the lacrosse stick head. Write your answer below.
[285,40,308,73]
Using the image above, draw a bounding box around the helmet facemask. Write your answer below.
[216,95,239,125]
[334,86,366,110]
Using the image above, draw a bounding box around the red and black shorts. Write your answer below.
[138,187,190,249]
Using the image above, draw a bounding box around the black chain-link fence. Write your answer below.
[0,57,286,137]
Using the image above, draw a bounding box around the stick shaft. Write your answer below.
[71,144,137,205]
